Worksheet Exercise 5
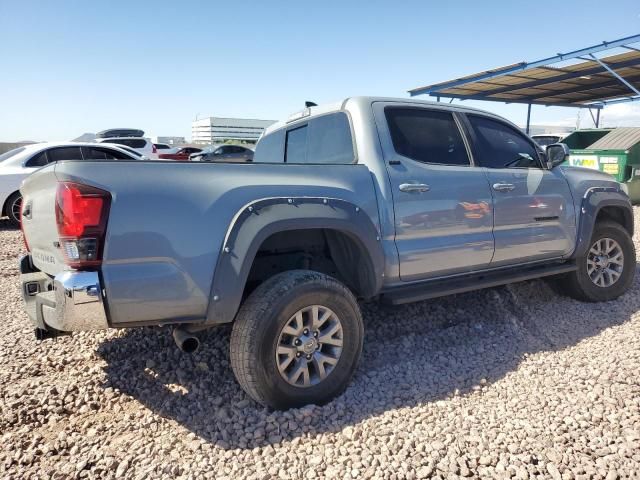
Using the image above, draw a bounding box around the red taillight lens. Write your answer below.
[55,182,110,268]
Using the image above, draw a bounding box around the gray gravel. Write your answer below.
[1,211,640,480]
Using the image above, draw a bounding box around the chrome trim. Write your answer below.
[48,271,108,331]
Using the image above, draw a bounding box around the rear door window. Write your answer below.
[468,115,541,169]
[46,147,84,162]
[25,151,49,167]
[83,146,132,160]
[385,107,470,166]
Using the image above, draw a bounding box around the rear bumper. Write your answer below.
[20,255,108,333]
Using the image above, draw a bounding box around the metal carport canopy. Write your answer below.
[408,34,640,132]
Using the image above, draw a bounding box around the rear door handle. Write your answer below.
[492,182,515,192]
[399,183,430,193]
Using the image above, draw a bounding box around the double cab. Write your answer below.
[19,97,635,409]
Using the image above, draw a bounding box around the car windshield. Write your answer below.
[533,136,561,147]
[0,147,26,162]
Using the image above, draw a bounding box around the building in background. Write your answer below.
[154,136,186,145]
[191,117,276,145]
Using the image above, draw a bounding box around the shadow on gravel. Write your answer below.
[97,268,640,450]
[0,218,19,231]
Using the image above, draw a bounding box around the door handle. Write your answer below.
[492,182,515,192]
[399,183,430,193]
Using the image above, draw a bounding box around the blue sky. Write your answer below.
[1,0,639,142]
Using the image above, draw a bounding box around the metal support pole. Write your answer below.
[526,104,532,134]
[596,108,601,128]
[588,54,640,97]
[436,96,440,102]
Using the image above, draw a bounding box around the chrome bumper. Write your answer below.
[20,255,108,332]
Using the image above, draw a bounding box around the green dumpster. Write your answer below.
[562,127,640,204]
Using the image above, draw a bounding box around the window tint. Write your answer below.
[84,147,131,160]
[468,115,540,169]
[26,151,48,167]
[256,112,354,164]
[109,138,147,148]
[385,107,469,166]
[154,144,171,150]
[285,126,308,163]
[254,129,285,163]
[306,112,354,164]
[47,147,83,162]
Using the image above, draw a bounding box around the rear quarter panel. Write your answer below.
[53,161,380,326]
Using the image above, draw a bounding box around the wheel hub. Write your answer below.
[275,305,344,388]
[300,336,318,355]
[587,237,624,288]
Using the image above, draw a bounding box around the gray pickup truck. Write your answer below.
[19,97,635,409]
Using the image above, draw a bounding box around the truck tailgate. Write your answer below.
[20,165,65,276]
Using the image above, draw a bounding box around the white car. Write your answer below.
[0,142,141,226]
[95,136,158,159]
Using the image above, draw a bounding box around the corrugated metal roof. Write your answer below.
[588,127,640,150]
[408,36,640,108]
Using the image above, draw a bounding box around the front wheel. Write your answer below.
[5,192,22,227]
[563,221,635,302]
[230,270,363,410]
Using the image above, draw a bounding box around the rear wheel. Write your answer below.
[5,192,22,227]
[230,270,363,409]
[563,221,635,302]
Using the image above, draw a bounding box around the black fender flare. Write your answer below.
[205,196,384,325]
[572,187,634,259]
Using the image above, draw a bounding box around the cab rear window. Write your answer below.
[255,112,354,164]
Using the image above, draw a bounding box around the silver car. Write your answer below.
[190,144,253,162]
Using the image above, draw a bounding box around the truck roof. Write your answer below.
[263,96,516,137]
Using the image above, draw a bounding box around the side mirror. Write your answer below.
[546,143,570,169]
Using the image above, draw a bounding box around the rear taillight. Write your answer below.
[55,182,110,269]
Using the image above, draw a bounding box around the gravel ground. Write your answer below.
[1,214,640,480]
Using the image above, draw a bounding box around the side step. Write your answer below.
[381,261,576,305]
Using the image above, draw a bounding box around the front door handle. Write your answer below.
[492,182,515,192]
[399,183,430,193]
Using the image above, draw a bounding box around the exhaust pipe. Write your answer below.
[172,328,200,353]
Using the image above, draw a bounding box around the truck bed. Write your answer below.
[20,160,380,326]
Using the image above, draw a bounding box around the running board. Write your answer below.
[381,261,576,305]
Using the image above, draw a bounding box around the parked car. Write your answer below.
[103,143,149,160]
[94,129,158,159]
[190,144,253,162]
[19,97,635,410]
[158,147,202,161]
[153,143,180,155]
[0,142,141,226]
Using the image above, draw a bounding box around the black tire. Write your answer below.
[5,192,22,227]
[563,221,635,302]
[230,270,363,410]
